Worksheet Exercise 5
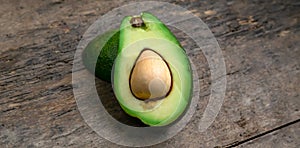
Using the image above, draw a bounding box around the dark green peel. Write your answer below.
[82,30,119,82]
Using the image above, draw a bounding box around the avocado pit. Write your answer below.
[129,49,172,100]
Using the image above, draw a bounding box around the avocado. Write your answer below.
[82,30,119,82]
[113,12,193,126]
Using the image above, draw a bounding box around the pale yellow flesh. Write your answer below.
[130,49,172,100]
[113,38,192,124]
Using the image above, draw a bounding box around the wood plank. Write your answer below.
[0,0,299,147]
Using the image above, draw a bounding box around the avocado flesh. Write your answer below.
[82,30,119,82]
[113,12,193,126]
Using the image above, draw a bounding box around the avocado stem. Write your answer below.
[130,16,145,28]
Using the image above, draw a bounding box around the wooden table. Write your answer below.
[1,0,299,147]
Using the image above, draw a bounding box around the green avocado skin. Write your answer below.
[82,30,119,82]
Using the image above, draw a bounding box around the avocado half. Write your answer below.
[113,12,193,126]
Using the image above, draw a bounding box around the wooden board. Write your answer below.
[1,0,299,147]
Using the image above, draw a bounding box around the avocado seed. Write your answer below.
[130,49,172,100]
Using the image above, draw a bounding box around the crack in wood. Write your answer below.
[220,118,300,148]
[51,125,84,140]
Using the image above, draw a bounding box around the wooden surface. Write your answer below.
[0,0,299,147]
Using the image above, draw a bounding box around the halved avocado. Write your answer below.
[113,12,193,126]
[82,30,119,82]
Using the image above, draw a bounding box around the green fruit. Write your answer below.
[82,30,119,82]
[113,12,193,126]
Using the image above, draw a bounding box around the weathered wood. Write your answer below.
[0,0,299,147]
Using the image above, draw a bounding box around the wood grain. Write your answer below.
[0,0,299,147]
